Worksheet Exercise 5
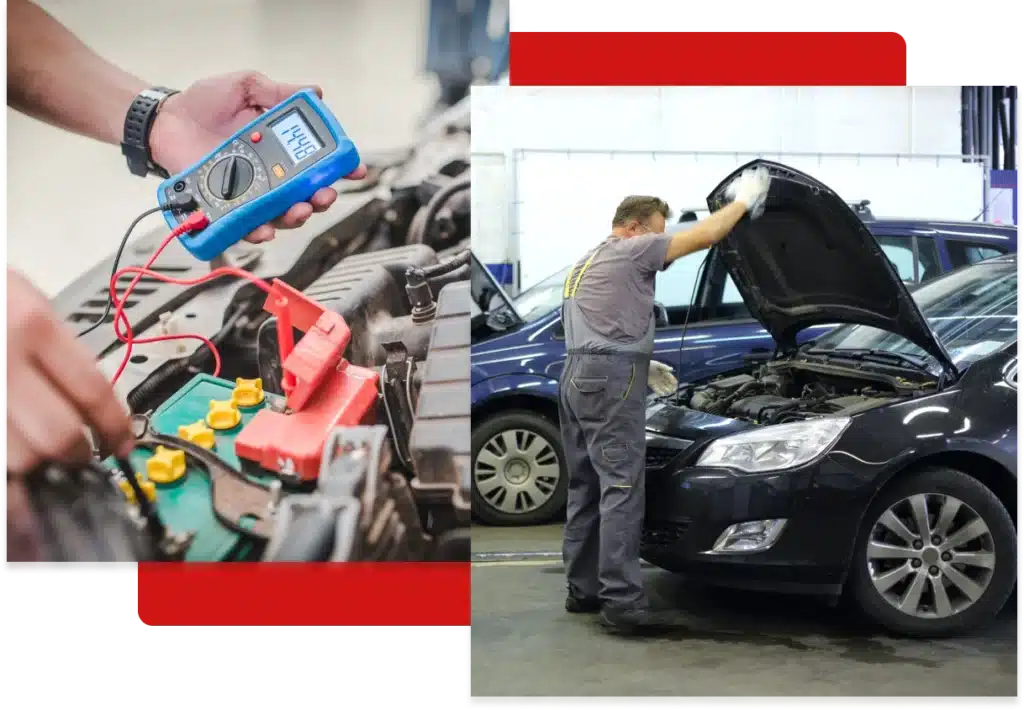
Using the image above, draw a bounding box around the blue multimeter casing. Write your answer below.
[157,88,360,261]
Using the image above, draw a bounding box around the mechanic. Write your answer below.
[559,167,771,635]
[5,0,365,560]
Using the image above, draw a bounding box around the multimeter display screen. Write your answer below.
[271,110,323,164]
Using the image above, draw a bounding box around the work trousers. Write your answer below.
[559,352,649,611]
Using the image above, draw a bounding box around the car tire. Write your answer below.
[471,410,566,526]
[849,465,1016,638]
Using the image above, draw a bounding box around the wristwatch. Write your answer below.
[121,86,179,178]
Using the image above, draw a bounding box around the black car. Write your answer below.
[641,160,1017,638]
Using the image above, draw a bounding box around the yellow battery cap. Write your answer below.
[206,399,241,430]
[119,473,157,504]
[146,445,187,484]
[232,377,265,408]
[178,420,216,449]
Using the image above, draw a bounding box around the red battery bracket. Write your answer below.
[234,279,380,482]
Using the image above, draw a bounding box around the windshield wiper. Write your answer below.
[804,347,932,373]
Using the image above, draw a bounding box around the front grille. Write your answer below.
[645,446,682,471]
[642,520,691,547]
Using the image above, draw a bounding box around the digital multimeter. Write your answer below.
[158,88,360,261]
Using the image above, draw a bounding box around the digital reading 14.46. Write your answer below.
[157,89,360,261]
[271,110,323,164]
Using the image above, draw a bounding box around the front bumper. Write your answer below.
[641,457,862,596]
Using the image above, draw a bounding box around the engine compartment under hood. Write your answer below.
[648,354,937,443]
[706,160,957,375]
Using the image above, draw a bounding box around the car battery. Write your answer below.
[121,374,282,561]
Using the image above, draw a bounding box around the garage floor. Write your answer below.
[471,524,1017,697]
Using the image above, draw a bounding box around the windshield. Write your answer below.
[812,258,1017,369]
[511,266,571,323]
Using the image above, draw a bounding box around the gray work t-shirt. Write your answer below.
[570,233,674,344]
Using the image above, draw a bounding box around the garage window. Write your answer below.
[946,240,1007,269]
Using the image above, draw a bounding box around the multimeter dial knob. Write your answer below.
[207,155,255,200]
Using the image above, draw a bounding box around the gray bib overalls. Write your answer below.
[558,244,654,611]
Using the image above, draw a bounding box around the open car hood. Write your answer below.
[706,160,957,374]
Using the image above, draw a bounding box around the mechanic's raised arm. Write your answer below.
[663,167,771,264]
[7,0,146,145]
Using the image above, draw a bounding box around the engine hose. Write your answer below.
[127,359,190,413]
[407,176,471,245]
[766,397,833,425]
[420,248,471,279]
[187,307,247,369]
[126,307,247,412]
[710,381,759,414]
[426,263,470,296]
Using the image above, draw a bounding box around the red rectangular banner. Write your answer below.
[509,32,907,86]
[138,563,471,626]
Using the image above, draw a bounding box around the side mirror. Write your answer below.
[653,302,670,328]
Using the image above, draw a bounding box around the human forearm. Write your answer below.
[664,201,748,263]
[7,0,147,145]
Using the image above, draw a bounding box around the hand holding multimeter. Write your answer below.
[158,88,362,260]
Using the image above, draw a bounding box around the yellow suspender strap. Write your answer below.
[567,248,601,298]
[562,264,578,299]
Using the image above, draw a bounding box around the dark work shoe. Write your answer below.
[565,594,602,614]
[599,606,684,636]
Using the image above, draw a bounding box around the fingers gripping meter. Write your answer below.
[158,88,360,261]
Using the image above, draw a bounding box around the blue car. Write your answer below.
[471,202,1017,526]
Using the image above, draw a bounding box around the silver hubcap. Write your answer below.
[473,429,561,515]
[867,493,995,619]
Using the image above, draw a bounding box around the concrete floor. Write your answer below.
[7,0,437,296]
[472,524,1017,697]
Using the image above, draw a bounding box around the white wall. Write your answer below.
[470,86,982,290]
[472,86,964,155]
[470,152,510,265]
[514,150,983,288]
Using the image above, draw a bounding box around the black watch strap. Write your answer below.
[121,87,179,178]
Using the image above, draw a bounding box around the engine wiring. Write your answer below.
[101,208,276,386]
[76,199,193,338]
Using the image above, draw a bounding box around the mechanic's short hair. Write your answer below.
[612,195,671,228]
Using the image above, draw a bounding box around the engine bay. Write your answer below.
[43,101,472,563]
[680,357,937,426]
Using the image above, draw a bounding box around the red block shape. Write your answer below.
[509,32,907,86]
[138,563,470,625]
[234,360,379,481]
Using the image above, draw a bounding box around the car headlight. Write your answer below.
[696,417,851,473]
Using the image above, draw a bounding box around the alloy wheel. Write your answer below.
[866,493,996,619]
[473,429,561,515]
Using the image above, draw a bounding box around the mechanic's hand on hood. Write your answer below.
[149,72,367,244]
[647,360,678,397]
[726,166,771,219]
